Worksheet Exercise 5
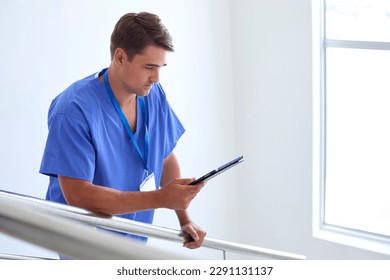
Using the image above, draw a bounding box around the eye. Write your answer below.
[145,66,155,70]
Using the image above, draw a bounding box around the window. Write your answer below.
[313,0,390,255]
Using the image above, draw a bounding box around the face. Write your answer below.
[116,45,167,96]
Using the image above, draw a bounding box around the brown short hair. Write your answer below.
[110,12,174,60]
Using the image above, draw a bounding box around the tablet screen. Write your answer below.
[189,156,244,185]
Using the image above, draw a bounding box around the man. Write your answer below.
[39,12,206,250]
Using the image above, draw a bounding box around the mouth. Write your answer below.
[140,84,153,96]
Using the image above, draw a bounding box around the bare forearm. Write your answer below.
[160,152,181,186]
[77,186,163,215]
[175,209,192,226]
[161,153,193,225]
[58,152,201,216]
[59,174,201,216]
[59,176,164,215]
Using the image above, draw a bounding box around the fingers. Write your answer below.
[159,178,206,210]
[181,223,207,249]
[183,231,206,249]
[170,177,206,187]
[165,178,205,194]
[183,225,199,241]
[171,177,196,185]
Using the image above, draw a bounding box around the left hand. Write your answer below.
[180,222,206,249]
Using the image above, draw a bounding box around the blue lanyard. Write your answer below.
[103,70,149,171]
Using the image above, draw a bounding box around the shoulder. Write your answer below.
[49,72,106,119]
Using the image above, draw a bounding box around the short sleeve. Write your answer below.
[162,99,185,159]
[39,112,95,181]
[150,83,185,159]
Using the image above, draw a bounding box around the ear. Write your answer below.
[113,48,127,65]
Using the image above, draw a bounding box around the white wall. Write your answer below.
[0,0,237,259]
[230,0,389,259]
[0,0,388,259]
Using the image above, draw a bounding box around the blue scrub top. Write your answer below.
[39,69,185,241]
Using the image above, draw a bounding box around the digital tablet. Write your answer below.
[189,156,244,185]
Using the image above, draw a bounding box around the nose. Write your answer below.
[150,68,160,83]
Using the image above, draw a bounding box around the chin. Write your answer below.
[136,91,150,97]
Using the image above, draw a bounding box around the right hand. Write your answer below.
[158,178,205,210]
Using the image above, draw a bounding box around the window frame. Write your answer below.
[312,0,390,256]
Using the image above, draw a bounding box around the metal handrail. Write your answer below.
[0,253,54,260]
[0,194,189,260]
[0,190,306,260]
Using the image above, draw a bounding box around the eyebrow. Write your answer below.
[145,63,167,68]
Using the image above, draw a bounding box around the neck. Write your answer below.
[101,68,136,107]
[102,68,138,131]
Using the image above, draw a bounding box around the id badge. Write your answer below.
[140,172,156,192]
